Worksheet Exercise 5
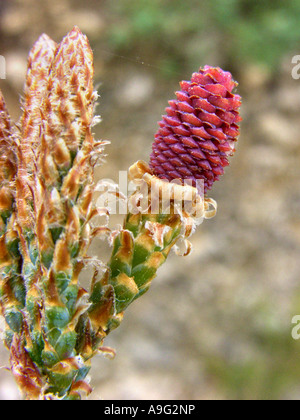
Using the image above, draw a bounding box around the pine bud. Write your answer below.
[150,66,241,193]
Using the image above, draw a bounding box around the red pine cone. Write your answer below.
[149,65,242,193]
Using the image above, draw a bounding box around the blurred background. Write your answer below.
[1,0,300,400]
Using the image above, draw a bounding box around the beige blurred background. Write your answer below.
[1,0,300,400]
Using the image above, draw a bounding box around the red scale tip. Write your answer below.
[149,65,241,194]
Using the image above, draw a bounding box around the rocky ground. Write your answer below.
[1,0,300,400]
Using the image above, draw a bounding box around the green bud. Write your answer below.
[41,350,60,368]
[5,309,23,333]
[54,331,77,360]
[46,306,70,330]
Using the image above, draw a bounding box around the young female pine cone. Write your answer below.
[149,65,242,193]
